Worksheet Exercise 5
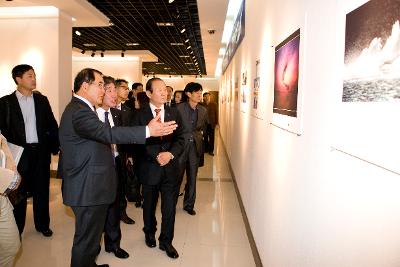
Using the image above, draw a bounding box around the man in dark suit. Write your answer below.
[176,82,208,216]
[0,64,59,237]
[59,68,177,267]
[133,78,186,259]
[96,76,129,259]
[202,92,218,155]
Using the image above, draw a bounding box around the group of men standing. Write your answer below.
[0,64,215,267]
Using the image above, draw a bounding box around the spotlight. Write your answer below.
[100,52,104,57]
[121,51,125,57]
[186,46,191,50]
[169,0,174,3]
[81,50,85,54]
[185,39,189,43]
[180,28,186,34]
[91,51,95,57]
[75,30,81,36]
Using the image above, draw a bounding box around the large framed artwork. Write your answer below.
[271,27,305,135]
[333,0,400,174]
[343,0,400,102]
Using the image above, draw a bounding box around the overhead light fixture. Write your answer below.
[179,55,189,58]
[192,56,196,59]
[91,51,95,57]
[83,43,96,47]
[164,67,171,70]
[186,46,191,50]
[185,63,193,65]
[169,0,175,3]
[81,50,85,54]
[157,22,174,26]
[190,51,194,54]
[75,30,81,36]
[156,62,164,65]
[72,17,76,22]
[170,42,184,46]
[109,21,114,26]
[195,62,198,65]
[180,28,186,34]
[126,43,139,46]
[185,39,190,43]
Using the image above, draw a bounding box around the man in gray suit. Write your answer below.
[176,82,208,216]
[59,68,177,267]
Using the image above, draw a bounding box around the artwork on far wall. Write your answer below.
[343,0,400,102]
[253,77,260,109]
[273,29,300,117]
[241,70,247,85]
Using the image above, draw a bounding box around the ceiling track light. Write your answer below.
[91,51,96,57]
[186,46,191,50]
[180,28,186,34]
[169,0,175,3]
[185,39,190,43]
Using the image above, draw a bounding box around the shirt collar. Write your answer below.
[149,102,164,112]
[16,89,33,99]
[73,94,95,111]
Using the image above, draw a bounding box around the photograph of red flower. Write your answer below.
[273,29,300,117]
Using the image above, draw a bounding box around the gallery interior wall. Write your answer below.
[0,11,72,121]
[72,58,143,87]
[219,0,400,266]
[143,76,219,93]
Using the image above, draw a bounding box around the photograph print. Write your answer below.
[343,0,400,102]
[273,29,300,117]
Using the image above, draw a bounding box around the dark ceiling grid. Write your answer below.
[72,0,206,76]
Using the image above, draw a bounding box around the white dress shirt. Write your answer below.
[16,90,38,143]
[96,107,119,158]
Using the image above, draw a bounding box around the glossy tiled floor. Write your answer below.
[14,134,256,267]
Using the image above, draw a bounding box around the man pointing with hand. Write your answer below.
[59,68,177,267]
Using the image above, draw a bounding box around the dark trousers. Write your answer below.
[71,205,108,267]
[142,172,178,244]
[180,142,199,210]
[117,156,128,215]
[104,156,122,250]
[14,145,50,234]
[204,124,215,153]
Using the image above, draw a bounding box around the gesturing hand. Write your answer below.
[148,113,178,137]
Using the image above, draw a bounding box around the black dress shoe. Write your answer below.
[145,233,156,248]
[37,228,53,237]
[121,213,135,224]
[184,208,196,216]
[159,243,179,259]
[105,247,129,259]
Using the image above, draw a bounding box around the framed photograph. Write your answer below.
[343,0,400,102]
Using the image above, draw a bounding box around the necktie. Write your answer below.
[104,111,111,127]
[154,109,161,122]
[155,108,162,140]
[104,111,115,162]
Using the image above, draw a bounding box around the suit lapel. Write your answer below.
[33,93,42,133]
[10,92,24,123]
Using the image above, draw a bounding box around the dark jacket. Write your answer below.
[59,97,146,206]
[132,104,186,185]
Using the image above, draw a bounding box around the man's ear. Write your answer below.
[146,90,152,98]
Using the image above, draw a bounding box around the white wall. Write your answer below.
[220,0,400,266]
[0,11,72,121]
[72,58,142,87]
[143,76,219,92]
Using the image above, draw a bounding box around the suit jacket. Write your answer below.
[133,104,186,186]
[176,102,208,157]
[59,97,146,206]
[0,91,59,166]
[204,102,218,127]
